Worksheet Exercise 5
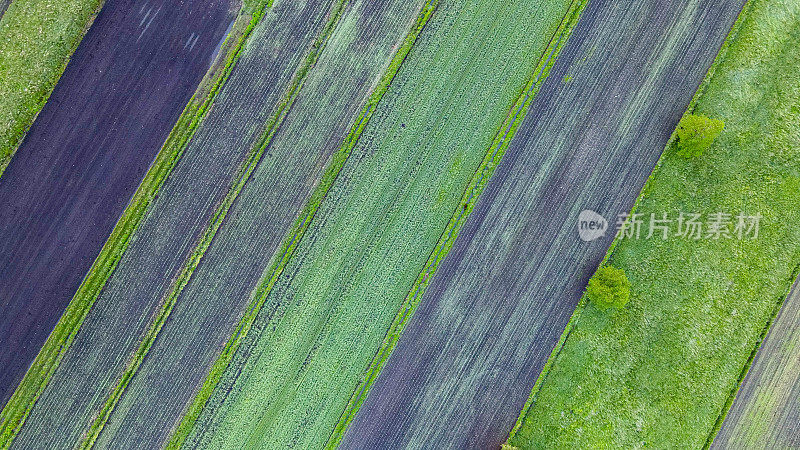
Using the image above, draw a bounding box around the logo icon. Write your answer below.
[578,209,607,242]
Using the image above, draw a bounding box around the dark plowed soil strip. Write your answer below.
[0,0,10,18]
[10,1,339,448]
[0,0,233,406]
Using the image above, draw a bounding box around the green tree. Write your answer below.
[586,265,631,310]
[675,113,724,157]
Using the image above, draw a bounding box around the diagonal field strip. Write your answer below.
[176,0,586,447]
[0,0,235,412]
[507,2,759,441]
[10,0,346,447]
[166,2,438,447]
[702,2,800,446]
[504,0,800,446]
[712,276,800,448]
[341,0,749,447]
[76,1,351,447]
[326,0,587,445]
[0,2,261,447]
[92,0,435,447]
[0,1,11,18]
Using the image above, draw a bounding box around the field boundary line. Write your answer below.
[165,2,439,447]
[0,2,269,447]
[0,0,106,179]
[76,0,354,447]
[505,0,756,444]
[323,0,589,446]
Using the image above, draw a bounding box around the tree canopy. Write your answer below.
[586,265,631,309]
[675,113,724,157]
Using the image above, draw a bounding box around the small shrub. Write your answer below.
[586,265,631,310]
[675,113,724,157]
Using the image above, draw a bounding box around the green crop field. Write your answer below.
[177,0,576,447]
[0,0,102,178]
[90,0,435,447]
[508,0,800,447]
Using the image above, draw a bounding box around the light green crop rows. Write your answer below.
[181,0,575,448]
[166,1,436,447]
[0,0,103,178]
[329,0,587,444]
[509,0,800,446]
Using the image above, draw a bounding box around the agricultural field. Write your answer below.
[0,0,102,177]
[714,277,800,448]
[179,0,578,447]
[342,0,746,447]
[89,1,432,447]
[2,0,799,447]
[0,0,234,409]
[2,0,347,446]
[509,0,800,447]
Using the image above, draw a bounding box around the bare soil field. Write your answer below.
[0,0,233,406]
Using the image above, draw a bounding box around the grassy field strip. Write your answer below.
[164,2,437,447]
[0,4,264,447]
[174,0,579,447]
[0,0,104,178]
[5,0,339,447]
[507,0,755,442]
[326,0,586,445]
[508,0,800,446]
[712,277,800,448]
[77,1,349,447]
[507,0,765,441]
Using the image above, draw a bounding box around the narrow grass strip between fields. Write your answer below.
[76,1,352,448]
[165,3,438,447]
[323,0,588,446]
[505,0,756,443]
[0,4,269,448]
[0,0,105,179]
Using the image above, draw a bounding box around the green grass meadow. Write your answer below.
[509,0,800,447]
